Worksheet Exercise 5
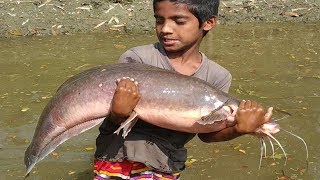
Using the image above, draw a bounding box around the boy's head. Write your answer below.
[153,0,219,53]
[153,0,220,27]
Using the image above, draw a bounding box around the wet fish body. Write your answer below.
[24,63,265,175]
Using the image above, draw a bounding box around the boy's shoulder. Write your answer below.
[197,53,232,92]
[128,43,162,56]
[201,53,230,75]
[118,43,167,66]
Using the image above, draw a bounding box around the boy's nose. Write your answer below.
[160,22,173,34]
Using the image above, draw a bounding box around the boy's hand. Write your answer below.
[234,100,273,134]
[111,77,141,118]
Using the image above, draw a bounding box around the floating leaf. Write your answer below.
[68,171,76,175]
[21,107,30,112]
[235,88,242,94]
[233,144,241,150]
[270,162,277,166]
[273,153,283,159]
[185,158,197,167]
[84,147,94,151]
[239,149,246,154]
[52,152,59,157]
[213,149,220,154]
[114,44,126,49]
[41,95,52,99]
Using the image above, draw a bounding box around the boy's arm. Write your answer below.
[108,50,143,124]
[198,100,273,143]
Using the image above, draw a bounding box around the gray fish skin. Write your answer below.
[24,63,240,175]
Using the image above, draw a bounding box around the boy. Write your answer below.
[94,0,273,179]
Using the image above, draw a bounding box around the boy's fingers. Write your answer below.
[251,101,258,108]
[115,78,140,95]
[244,100,251,109]
[116,78,126,87]
[257,103,262,109]
[239,100,245,109]
[123,79,131,89]
[264,107,273,122]
[131,81,138,93]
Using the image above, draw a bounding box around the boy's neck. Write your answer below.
[166,43,201,63]
[166,46,202,76]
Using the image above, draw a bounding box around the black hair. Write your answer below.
[153,0,220,27]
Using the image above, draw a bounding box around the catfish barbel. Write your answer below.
[24,63,308,176]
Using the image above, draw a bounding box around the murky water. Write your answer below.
[0,22,319,180]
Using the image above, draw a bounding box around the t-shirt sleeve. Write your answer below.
[117,49,143,64]
[199,57,232,93]
[217,72,232,93]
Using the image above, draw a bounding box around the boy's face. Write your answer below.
[154,1,214,53]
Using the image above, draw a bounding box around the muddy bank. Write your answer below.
[0,0,319,38]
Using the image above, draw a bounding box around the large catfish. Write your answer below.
[24,63,307,176]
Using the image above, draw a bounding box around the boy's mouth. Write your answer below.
[162,38,178,46]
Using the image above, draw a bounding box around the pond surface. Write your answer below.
[0,22,319,180]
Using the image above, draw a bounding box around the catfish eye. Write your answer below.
[222,106,233,114]
[223,105,238,115]
[228,106,235,114]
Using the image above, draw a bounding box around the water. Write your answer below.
[0,22,319,180]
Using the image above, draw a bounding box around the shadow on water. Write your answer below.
[0,22,319,179]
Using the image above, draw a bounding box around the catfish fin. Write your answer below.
[198,112,227,125]
[114,111,138,138]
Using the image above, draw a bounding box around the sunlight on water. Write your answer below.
[0,22,319,179]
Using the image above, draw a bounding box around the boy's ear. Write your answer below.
[203,16,218,31]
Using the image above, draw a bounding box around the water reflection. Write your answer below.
[0,22,319,179]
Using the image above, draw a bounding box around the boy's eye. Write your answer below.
[155,18,164,24]
[175,21,186,25]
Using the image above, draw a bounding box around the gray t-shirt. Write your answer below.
[118,43,231,92]
[95,43,232,173]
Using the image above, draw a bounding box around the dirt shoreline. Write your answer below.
[0,0,319,38]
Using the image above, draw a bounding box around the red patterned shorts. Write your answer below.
[93,160,180,180]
